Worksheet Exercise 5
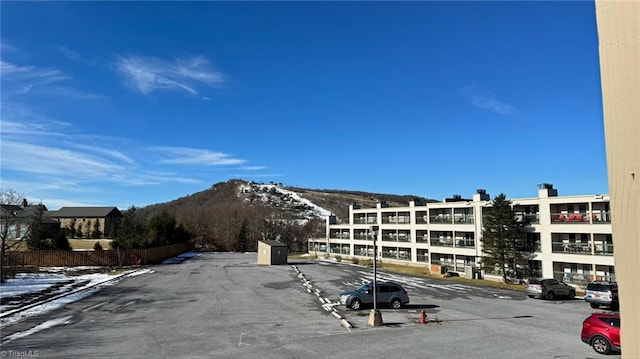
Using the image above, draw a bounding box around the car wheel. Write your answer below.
[591,335,612,354]
[610,302,619,311]
[527,295,534,299]
[390,298,402,309]
[350,298,361,310]
[590,303,600,309]
[568,290,575,300]
[546,291,556,300]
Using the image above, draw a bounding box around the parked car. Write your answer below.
[525,278,576,300]
[339,282,409,310]
[581,312,621,354]
[585,281,619,309]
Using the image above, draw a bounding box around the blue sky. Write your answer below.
[1,1,607,210]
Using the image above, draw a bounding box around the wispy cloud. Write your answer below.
[460,83,518,116]
[1,59,102,99]
[1,59,68,83]
[154,146,245,166]
[1,106,251,198]
[240,166,267,171]
[52,45,81,61]
[116,55,224,96]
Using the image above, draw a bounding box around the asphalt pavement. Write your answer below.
[0,253,619,359]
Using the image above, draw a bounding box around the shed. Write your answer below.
[257,240,288,265]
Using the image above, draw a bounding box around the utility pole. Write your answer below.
[368,225,383,326]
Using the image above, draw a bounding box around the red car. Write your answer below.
[581,312,621,355]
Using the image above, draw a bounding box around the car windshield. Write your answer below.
[356,284,372,293]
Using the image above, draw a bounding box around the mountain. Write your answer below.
[141,179,436,221]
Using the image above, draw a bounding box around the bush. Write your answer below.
[323,253,330,259]
[351,257,359,264]
[94,241,103,251]
[335,255,342,262]
[360,259,373,266]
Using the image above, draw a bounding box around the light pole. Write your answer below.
[368,225,383,326]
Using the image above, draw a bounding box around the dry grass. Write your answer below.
[6,238,113,251]
[68,239,113,250]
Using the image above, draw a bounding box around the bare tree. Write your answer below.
[1,189,30,283]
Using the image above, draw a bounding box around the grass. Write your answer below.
[68,239,113,250]
[291,253,528,293]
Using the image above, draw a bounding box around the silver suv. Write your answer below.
[585,282,618,309]
[339,282,410,310]
[525,278,576,300]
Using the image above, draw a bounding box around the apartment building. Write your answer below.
[309,184,615,284]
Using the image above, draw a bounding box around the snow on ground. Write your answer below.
[0,251,199,329]
[239,182,333,219]
[3,315,73,344]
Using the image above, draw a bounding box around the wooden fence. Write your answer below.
[8,242,195,268]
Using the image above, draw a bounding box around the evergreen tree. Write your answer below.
[66,218,77,238]
[91,220,102,239]
[50,231,72,250]
[112,206,146,249]
[25,206,56,250]
[146,210,177,247]
[480,193,527,283]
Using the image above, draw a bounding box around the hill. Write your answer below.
[141,179,435,221]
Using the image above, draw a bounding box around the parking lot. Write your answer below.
[0,253,619,358]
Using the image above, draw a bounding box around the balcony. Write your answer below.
[329,232,350,240]
[354,217,378,224]
[430,215,452,224]
[552,242,592,254]
[551,212,590,224]
[353,233,371,241]
[456,240,475,248]
[381,234,411,242]
[594,243,614,256]
[591,211,612,224]
[382,216,411,224]
[453,214,474,224]
[515,213,540,224]
[430,238,454,247]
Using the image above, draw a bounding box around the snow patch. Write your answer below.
[3,315,73,343]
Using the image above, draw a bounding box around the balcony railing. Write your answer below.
[453,215,474,224]
[353,234,372,240]
[594,243,615,256]
[416,216,428,224]
[381,251,412,261]
[552,242,592,254]
[551,212,590,223]
[591,211,612,224]
[430,239,454,247]
[382,217,411,224]
[354,218,378,224]
[515,213,540,224]
[430,216,452,224]
[455,240,475,248]
[416,236,429,243]
[416,254,429,262]
[381,234,411,242]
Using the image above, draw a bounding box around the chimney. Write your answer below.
[538,183,558,198]
[473,189,490,201]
